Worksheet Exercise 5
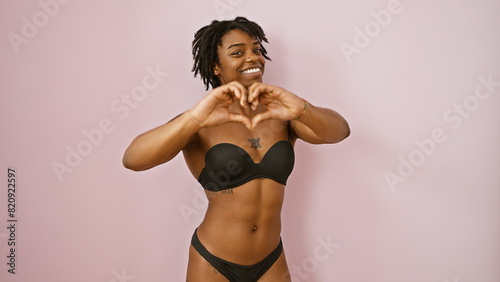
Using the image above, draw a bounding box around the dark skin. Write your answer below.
[123,29,350,281]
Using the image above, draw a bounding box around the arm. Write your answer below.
[123,81,250,171]
[247,83,350,144]
[289,102,350,144]
[122,111,202,171]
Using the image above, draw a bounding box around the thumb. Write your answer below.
[250,111,273,129]
[227,113,252,129]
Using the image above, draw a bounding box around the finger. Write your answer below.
[249,93,259,111]
[248,83,265,110]
[240,90,248,108]
[227,113,252,129]
[230,81,248,108]
[250,110,273,129]
[247,83,256,102]
[228,84,241,100]
[251,99,259,111]
[251,83,279,101]
[217,84,239,104]
[247,82,262,103]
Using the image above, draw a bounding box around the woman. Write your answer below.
[123,17,350,282]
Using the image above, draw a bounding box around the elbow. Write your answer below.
[122,151,146,172]
[328,120,350,144]
[122,156,138,171]
[326,110,350,143]
[122,148,166,171]
[343,122,351,140]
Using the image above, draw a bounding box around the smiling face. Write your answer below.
[214,29,266,88]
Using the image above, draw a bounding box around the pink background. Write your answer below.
[1,0,499,281]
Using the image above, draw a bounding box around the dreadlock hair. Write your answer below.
[192,17,271,90]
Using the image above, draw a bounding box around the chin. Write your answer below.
[241,77,263,88]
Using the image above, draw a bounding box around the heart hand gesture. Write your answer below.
[189,81,252,129]
[247,83,305,128]
[190,82,305,130]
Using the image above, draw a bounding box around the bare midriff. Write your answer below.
[196,178,285,265]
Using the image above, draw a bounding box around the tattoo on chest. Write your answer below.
[248,137,261,149]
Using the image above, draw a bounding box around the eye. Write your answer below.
[231,51,243,56]
[254,48,263,54]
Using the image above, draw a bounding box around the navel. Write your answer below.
[251,225,258,232]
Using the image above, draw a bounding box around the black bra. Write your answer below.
[197,140,295,191]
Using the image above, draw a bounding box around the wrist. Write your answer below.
[185,110,204,129]
[295,98,308,120]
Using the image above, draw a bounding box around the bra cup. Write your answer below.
[198,141,295,191]
[258,142,294,179]
[204,144,249,177]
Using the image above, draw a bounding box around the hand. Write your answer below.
[189,81,252,129]
[247,83,305,129]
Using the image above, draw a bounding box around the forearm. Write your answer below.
[122,111,202,171]
[291,102,350,144]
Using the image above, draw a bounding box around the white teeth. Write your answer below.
[242,68,261,74]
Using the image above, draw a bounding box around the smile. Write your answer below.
[242,68,261,74]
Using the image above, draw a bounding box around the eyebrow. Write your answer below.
[227,41,260,49]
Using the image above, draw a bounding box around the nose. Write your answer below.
[245,53,258,62]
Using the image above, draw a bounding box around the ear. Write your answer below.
[213,63,220,76]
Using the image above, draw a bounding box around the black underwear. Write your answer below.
[191,229,283,282]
